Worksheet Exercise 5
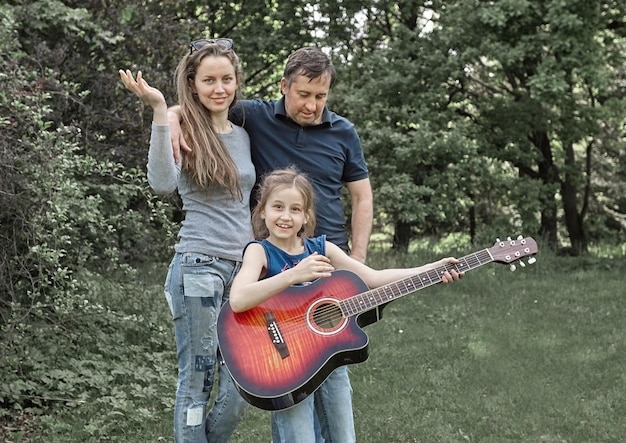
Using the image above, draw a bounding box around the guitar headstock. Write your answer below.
[488,236,538,270]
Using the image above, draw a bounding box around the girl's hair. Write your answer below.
[175,43,243,198]
[251,167,317,240]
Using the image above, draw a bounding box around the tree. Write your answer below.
[443,0,626,253]
[317,0,626,252]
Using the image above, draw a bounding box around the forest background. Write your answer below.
[1,0,625,441]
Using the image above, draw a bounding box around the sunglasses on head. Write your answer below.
[189,38,234,54]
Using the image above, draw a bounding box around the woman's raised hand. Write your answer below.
[118,70,166,110]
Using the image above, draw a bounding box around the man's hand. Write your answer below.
[349,252,367,264]
[167,106,191,163]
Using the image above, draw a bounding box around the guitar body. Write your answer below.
[217,270,371,410]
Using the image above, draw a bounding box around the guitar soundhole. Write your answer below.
[312,303,342,329]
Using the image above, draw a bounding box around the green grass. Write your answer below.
[6,245,625,442]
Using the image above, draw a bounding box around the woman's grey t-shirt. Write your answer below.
[147,123,255,262]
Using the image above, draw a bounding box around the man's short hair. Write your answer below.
[283,47,336,88]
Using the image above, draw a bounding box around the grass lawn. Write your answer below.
[9,244,625,442]
[343,256,625,442]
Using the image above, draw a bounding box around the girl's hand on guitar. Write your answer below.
[436,257,464,283]
[292,252,335,283]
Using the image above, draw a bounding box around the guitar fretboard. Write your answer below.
[339,248,493,317]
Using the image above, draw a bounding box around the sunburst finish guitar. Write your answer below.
[217,236,538,410]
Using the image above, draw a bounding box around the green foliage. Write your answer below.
[1,266,176,442]
[326,0,626,251]
[441,0,626,252]
[0,3,176,435]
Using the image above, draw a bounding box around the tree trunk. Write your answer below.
[533,130,559,249]
[560,140,588,254]
[539,197,558,249]
[392,220,412,252]
[561,181,587,254]
[469,203,476,244]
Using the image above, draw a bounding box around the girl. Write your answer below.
[119,38,254,443]
[229,167,462,443]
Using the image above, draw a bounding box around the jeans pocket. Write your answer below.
[182,261,225,324]
[183,273,217,302]
[182,253,218,267]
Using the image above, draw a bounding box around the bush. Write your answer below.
[0,3,176,425]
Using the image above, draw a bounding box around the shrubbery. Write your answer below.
[0,5,176,435]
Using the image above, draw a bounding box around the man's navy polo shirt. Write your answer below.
[230,97,369,251]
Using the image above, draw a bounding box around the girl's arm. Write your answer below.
[325,241,462,288]
[229,244,335,313]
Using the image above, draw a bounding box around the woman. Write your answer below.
[119,38,254,442]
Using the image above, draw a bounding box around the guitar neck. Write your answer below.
[339,248,493,318]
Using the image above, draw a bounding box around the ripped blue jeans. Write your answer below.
[164,252,248,442]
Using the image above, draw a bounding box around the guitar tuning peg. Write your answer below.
[510,263,516,272]
[495,237,501,243]
[528,257,536,264]
[507,236,512,241]
[519,260,526,267]
[517,235,523,240]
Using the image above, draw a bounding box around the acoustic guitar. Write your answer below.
[217,236,538,410]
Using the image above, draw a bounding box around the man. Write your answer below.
[168,46,373,443]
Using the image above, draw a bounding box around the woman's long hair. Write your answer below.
[175,44,243,199]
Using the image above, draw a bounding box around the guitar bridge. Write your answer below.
[264,311,290,359]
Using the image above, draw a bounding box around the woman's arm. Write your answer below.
[118,70,178,193]
[119,70,167,123]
